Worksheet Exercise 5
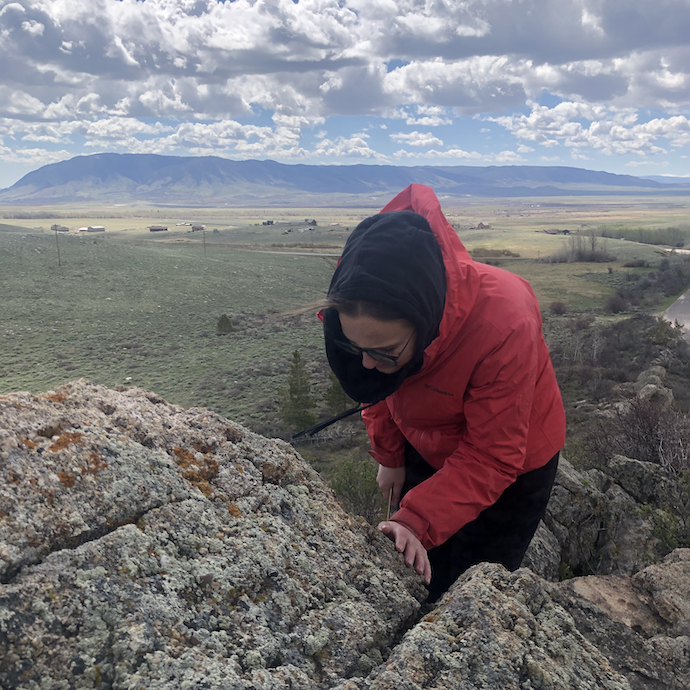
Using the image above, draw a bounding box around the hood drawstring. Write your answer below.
[292,403,375,440]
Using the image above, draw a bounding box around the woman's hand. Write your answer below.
[377,521,431,585]
[376,465,406,509]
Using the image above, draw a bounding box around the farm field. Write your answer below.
[1,195,689,436]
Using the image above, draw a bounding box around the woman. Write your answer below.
[322,184,566,602]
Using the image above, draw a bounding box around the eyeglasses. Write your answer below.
[334,330,416,366]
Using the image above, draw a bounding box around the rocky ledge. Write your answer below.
[1,380,688,689]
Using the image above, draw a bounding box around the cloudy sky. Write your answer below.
[1,0,690,188]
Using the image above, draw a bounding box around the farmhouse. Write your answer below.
[87,225,105,232]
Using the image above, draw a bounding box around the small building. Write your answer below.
[477,222,490,229]
[148,225,168,232]
[304,219,317,226]
[51,224,69,232]
[191,224,205,232]
[87,225,105,232]
[77,227,89,232]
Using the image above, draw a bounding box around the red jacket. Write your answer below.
[362,184,566,550]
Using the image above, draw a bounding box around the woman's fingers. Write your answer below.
[377,521,431,585]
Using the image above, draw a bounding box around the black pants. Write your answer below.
[402,445,560,602]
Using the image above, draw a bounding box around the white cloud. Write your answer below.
[495,150,526,163]
[315,133,383,159]
[272,113,325,129]
[2,0,690,171]
[21,19,43,36]
[393,148,482,160]
[489,101,690,158]
[0,144,72,168]
[389,131,443,147]
[0,86,44,116]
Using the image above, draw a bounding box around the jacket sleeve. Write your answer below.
[391,317,542,549]
[362,401,407,468]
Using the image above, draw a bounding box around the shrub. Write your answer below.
[544,234,617,263]
[216,313,233,334]
[605,295,628,314]
[580,395,690,473]
[549,301,567,315]
[330,455,385,524]
[471,247,520,258]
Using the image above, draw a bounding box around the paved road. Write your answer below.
[665,288,690,342]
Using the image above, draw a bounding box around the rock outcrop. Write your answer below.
[1,381,688,689]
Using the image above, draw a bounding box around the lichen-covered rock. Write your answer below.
[333,564,633,690]
[0,381,425,689]
[521,521,561,581]
[1,381,687,690]
[606,454,682,508]
[545,457,663,576]
[553,550,690,690]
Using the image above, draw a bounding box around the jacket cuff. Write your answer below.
[390,508,431,549]
[368,449,405,468]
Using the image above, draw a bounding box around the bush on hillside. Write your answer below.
[216,313,233,334]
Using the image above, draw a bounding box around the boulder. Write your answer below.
[544,456,669,576]
[552,550,690,690]
[0,381,425,689]
[1,381,688,690]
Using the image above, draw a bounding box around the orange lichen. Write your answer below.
[227,503,242,517]
[44,393,67,403]
[172,446,219,497]
[18,438,38,449]
[58,472,76,488]
[49,432,84,452]
[80,452,108,477]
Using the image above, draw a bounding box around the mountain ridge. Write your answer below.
[2,153,689,205]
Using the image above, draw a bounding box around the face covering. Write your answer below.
[324,210,446,404]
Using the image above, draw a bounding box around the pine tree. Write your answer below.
[279,350,317,431]
[324,372,354,415]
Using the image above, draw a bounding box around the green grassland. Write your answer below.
[0,225,336,433]
[2,196,689,438]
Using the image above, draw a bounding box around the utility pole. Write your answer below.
[203,228,206,258]
[54,228,61,267]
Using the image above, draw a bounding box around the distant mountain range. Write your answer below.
[1,153,689,205]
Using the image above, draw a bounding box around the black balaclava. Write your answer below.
[324,210,446,403]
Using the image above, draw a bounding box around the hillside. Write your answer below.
[1,153,689,205]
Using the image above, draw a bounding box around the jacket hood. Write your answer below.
[325,208,447,403]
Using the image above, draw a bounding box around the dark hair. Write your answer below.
[324,297,410,324]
